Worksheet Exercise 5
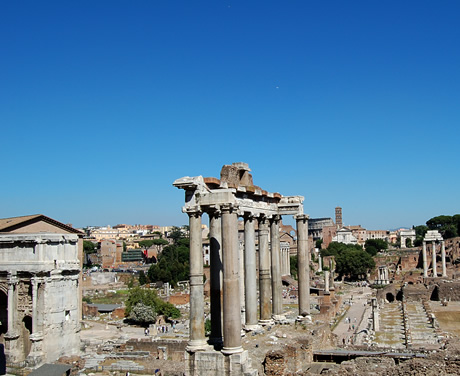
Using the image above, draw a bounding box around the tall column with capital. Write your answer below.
[244,213,259,330]
[221,204,242,354]
[296,214,311,319]
[422,241,428,277]
[208,209,223,346]
[432,241,437,277]
[258,216,271,323]
[441,241,447,277]
[270,215,283,319]
[187,209,207,351]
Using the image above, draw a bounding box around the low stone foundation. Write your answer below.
[185,350,257,376]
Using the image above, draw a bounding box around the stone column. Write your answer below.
[208,209,223,346]
[296,214,311,319]
[239,239,245,325]
[441,241,447,277]
[3,272,21,363]
[422,241,428,277]
[187,209,207,352]
[221,204,243,355]
[432,241,437,277]
[31,278,38,333]
[258,216,272,324]
[270,215,284,320]
[244,213,259,330]
[324,271,330,293]
[318,255,322,272]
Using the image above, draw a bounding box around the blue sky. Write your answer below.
[1,1,459,230]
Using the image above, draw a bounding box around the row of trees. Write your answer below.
[321,242,375,280]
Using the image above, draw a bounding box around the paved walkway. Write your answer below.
[332,285,373,346]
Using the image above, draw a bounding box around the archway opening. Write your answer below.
[0,291,7,335]
[430,286,440,301]
[386,293,395,303]
[22,315,32,358]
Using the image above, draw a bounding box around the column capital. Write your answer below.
[269,214,281,223]
[207,206,221,218]
[221,203,238,213]
[185,207,202,217]
[295,214,310,221]
[243,211,256,220]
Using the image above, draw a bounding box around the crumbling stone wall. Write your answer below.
[125,338,187,361]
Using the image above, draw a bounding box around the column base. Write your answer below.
[244,324,261,332]
[272,314,286,323]
[258,319,274,326]
[186,339,210,353]
[296,315,312,323]
[221,345,243,355]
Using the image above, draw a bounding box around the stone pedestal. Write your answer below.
[185,350,257,376]
[26,332,44,367]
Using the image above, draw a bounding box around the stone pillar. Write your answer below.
[318,255,322,272]
[31,278,38,333]
[221,204,242,355]
[244,213,259,330]
[209,209,223,346]
[432,241,437,277]
[441,241,447,277]
[324,271,330,292]
[296,214,311,319]
[258,216,272,324]
[422,241,428,278]
[187,209,207,352]
[4,273,20,362]
[239,239,245,325]
[270,215,284,320]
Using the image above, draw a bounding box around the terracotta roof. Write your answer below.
[0,214,83,234]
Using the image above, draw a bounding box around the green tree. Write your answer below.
[406,238,412,248]
[290,255,298,279]
[364,239,387,254]
[83,240,96,254]
[315,239,323,249]
[138,240,155,249]
[414,225,429,246]
[426,215,459,239]
[335,249,375,280]
[152,238,169,252]
[138,270,147,286]
[321,242,374,281]
[129,302,156,325]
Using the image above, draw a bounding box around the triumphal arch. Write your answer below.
[0,215,82,367]
[174,162,311,376]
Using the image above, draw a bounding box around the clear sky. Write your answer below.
[1,1,459,230]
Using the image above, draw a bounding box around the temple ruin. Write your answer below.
[174,162,311,376]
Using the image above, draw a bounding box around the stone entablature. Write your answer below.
[0,233,80,367]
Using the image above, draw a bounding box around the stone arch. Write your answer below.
[430,286,440,301]
[22,315,32,359]
[386,292,395,302]
[0,290,7,335]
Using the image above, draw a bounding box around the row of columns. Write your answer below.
[422,240,447,278]
[187,206,311,355]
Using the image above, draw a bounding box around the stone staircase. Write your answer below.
[373,302,405,349]
[403,301,439,348]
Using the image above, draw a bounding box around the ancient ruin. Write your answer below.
[0,215,82,367]
[174,162,311,375]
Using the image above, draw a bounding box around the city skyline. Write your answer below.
[1,1,459,230]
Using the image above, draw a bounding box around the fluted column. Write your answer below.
[221,204,242,355]
[208,209,223,346]
[422,241,428,277]
[296,214,311,318]
[432,241,437,277]
[244,213,259,330]
[258,216,271,323]
[441,241,447,277]
[187,209,207,352]
[270,215,283,320]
